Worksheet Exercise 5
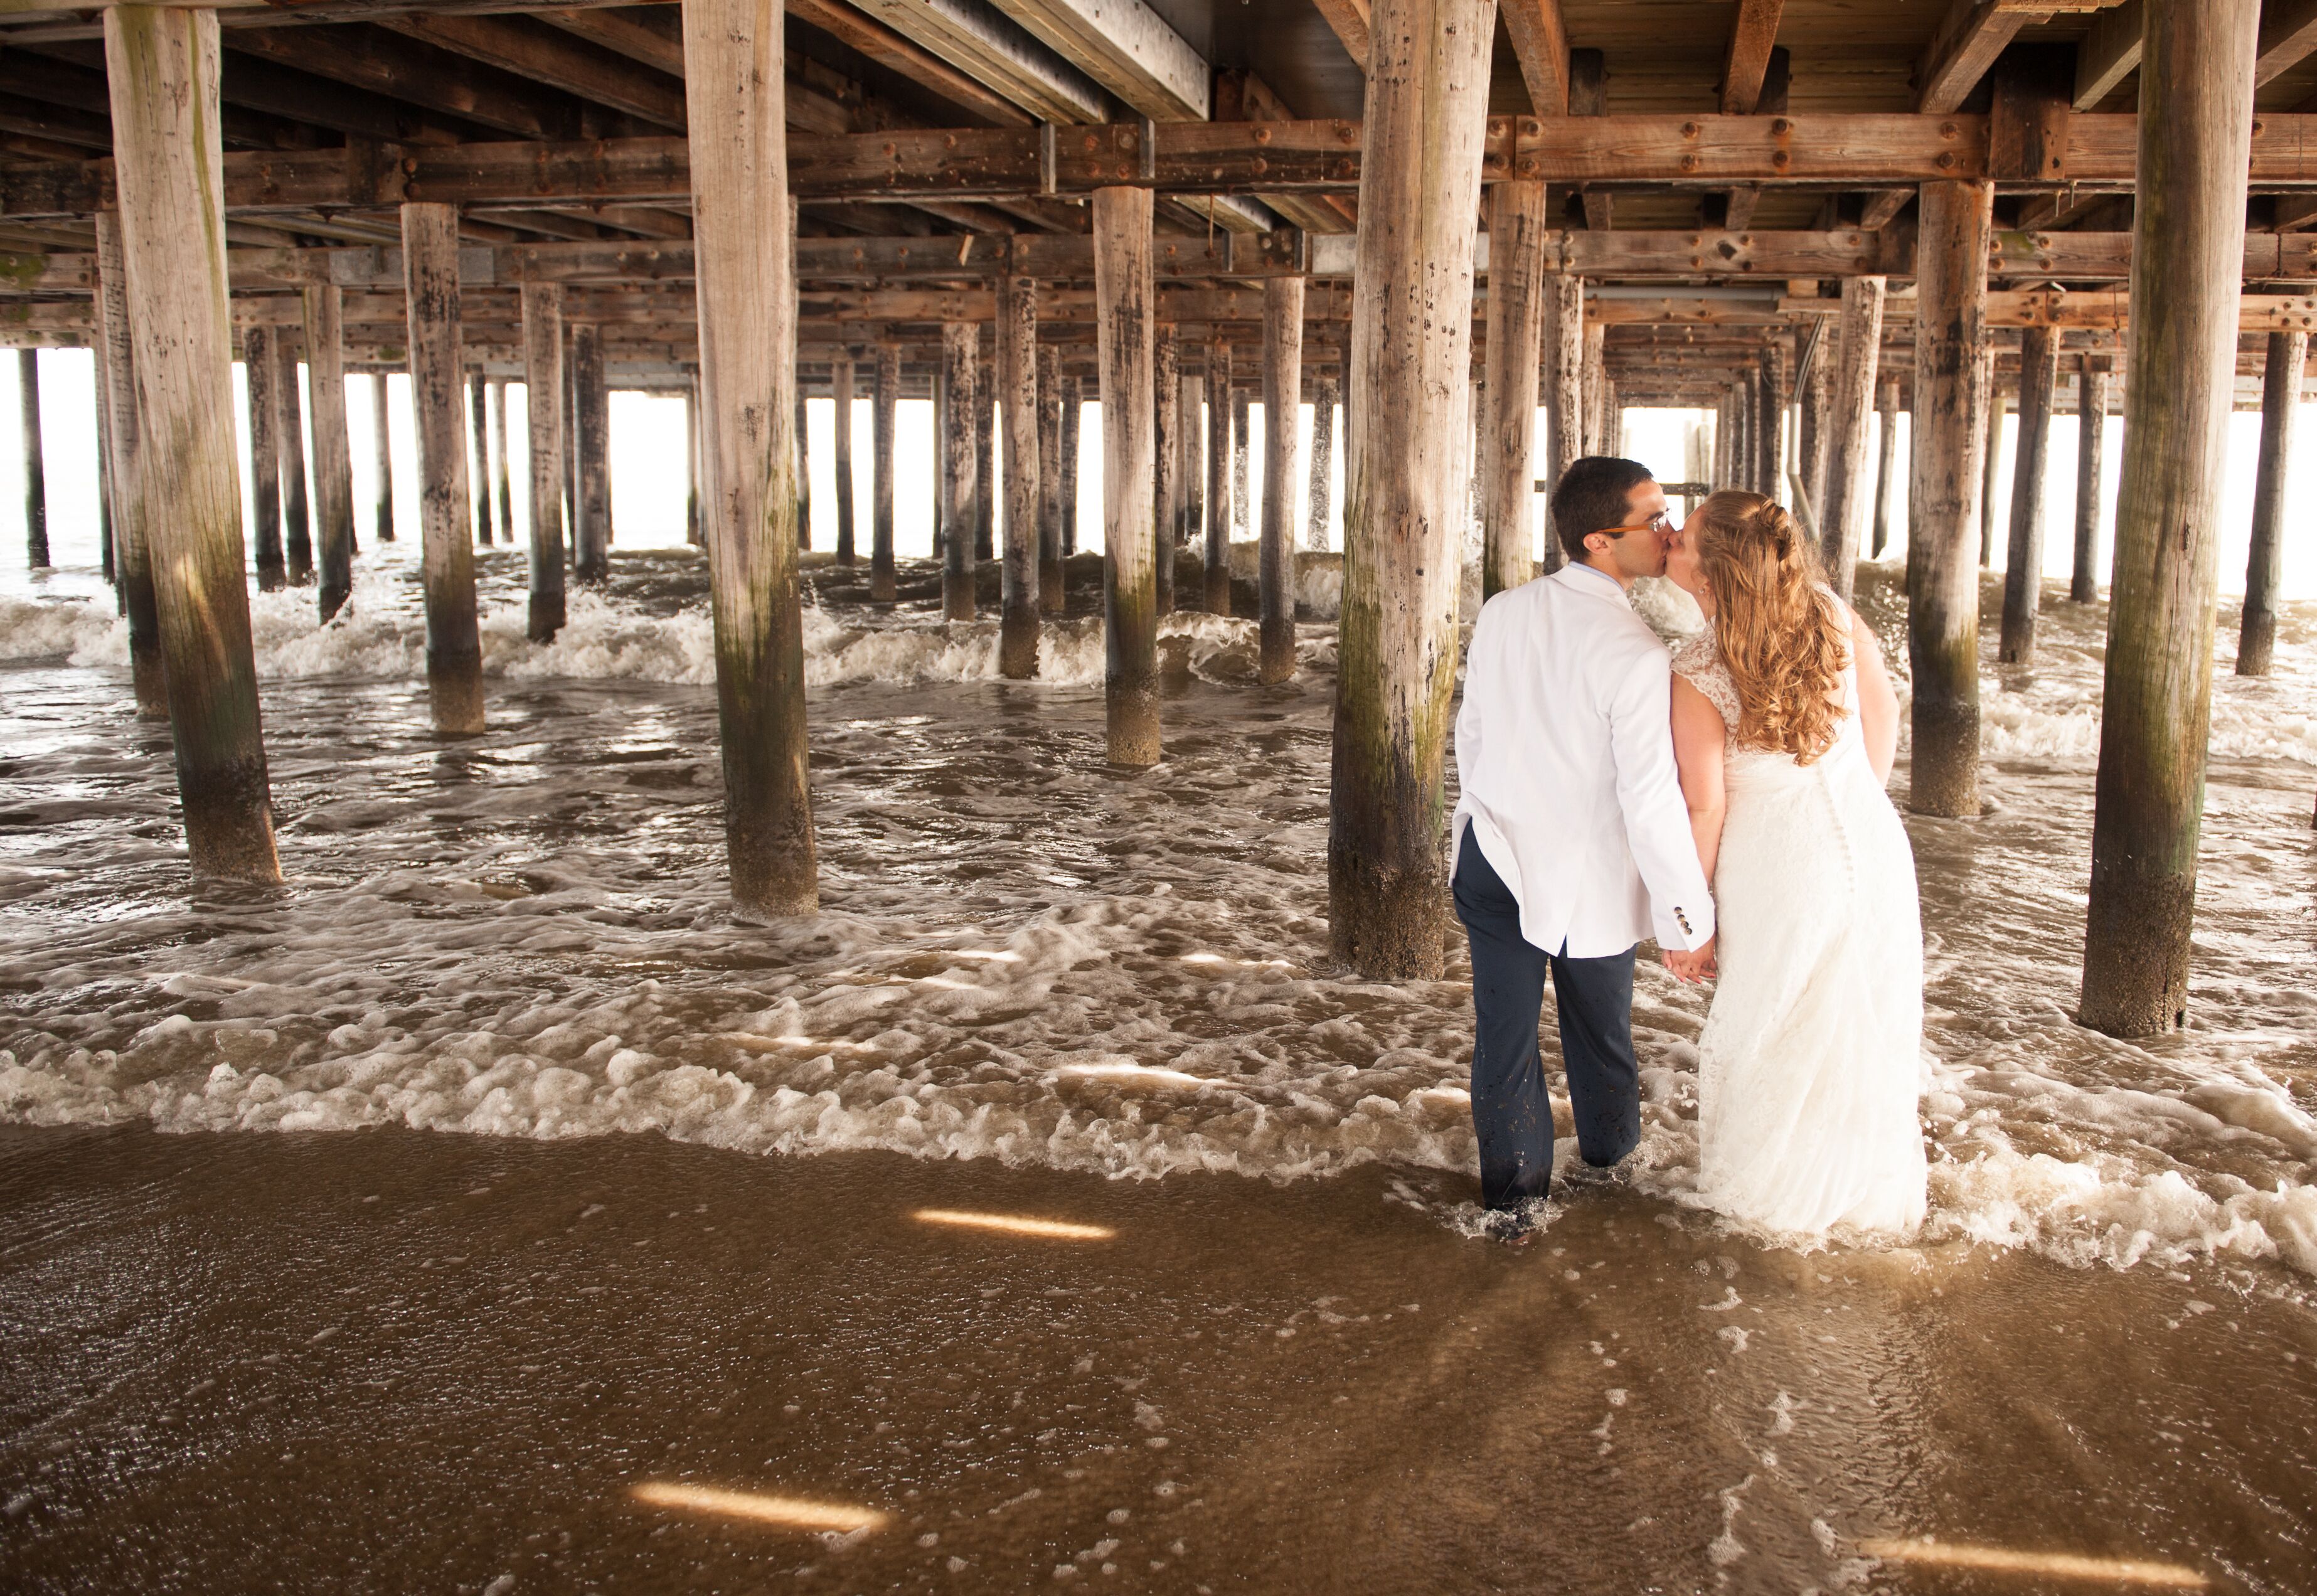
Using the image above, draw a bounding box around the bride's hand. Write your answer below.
[1662,939,1716,984]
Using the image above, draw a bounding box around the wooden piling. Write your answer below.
[683,375,702,549]
[1978,388,2006,568]
[1094,184,1159,765]
[1872,376,1900,560]
[398,203,484,735]
[1230,383,1250,538]
[302,284,356,624]
[95,366,114,585]
[93,208,163,718]
[1329,0,1493,980]
[2238,330,2303,676]
[831,349,856,566]
[1907,178,1995,819]
[2082,0,2260,1035]
[1259,275,1303,684]
[940,320,977,621]
[794,390,811,550]
[572,322,610,583]
[1999,323,2060,666]
[1036,343,1063,613]
[683,0,817,917]
[998,274,1042,674]
[371,372,395,544]
[1203,338,1232,611]
[2071,358,2107,602]
[1543,272,1582,570]
[103,4,277,881]
[1800,331,1830,513]
[18,350,45,568]
[1180,366,1203,577]
[468,369,493,546]
[974,349,995,561]
[1581,322,1607,454]
[1755,342,1786,501]
[519,282,568,642]
[1482,180,1545,599]
[1153,327,1179,615]
[242,324,286,590]
[275,337,312,585]
[1818,275,1887,603]
[871,341,898,602]
[1060,373,1081,559]
[1307,368,1338,552]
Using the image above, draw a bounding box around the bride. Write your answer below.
[1662,491,1927,1237]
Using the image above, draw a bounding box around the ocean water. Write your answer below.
[1,542,2313,1289]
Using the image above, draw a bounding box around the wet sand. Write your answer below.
[3,1122,2312,1595]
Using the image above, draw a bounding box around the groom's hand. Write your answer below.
[1662,937,1717,984]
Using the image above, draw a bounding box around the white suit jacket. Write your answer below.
[1451,562,1716,957]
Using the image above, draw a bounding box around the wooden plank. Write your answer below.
[1308,0,1371,73]
[1720,0,1786,115]
[844,0,1105,125]
[537,5,684,78]
[1092,184,1158,761]
[377,13,686,130]
[1500,0,1571,118]
[984,0,1206,120]
[1915,0,2036,116]
[2257,0,2317,87]
[2074,0,2143,108]
[782,0,1034,129]
[221,23,587,142]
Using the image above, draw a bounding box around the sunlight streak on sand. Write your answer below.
[1858,1538,2208,1587]
[913,1208,1116,1240]
[629,1482,887,1534]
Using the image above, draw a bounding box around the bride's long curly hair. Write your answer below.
[1690,490,1850,763]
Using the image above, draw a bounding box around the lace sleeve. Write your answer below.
[1671,632,1743,730]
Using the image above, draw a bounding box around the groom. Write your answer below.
[1451,457,1717,1235]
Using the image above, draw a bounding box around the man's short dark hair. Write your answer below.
[1550,457,1655,563]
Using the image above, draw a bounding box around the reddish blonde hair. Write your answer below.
[1691,491,1849,763]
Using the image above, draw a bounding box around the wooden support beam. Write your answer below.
[1329,0,1492,979]
[1036,340,1062,610]
[997,272,1040,671]
[844,0,1105,125]
[939,319,977,616]
[831,348,856,565]
[1870,375,1899,560]
[275,334,312,583]
[1543,271,1582,568]
[1481,179,1545,598]
[2070,356,2106,600]
[1308,0,1371,73]
[1720,0,1787,115]
[1152,326,1178,614]
[540,6,685,78]
[1569,48,1611,230]
[371,370,395,543]
[871,340,898,601]
[2257,0,2317,87]
[220,24,590,144]
[684,0,817,916]
[243,322,285,588]
[1998,320,2059,665]
[1306,363,1336,553]
[1916,0,2037,115]
[1203,335,1230,610]
[401,201,483,734]
[2075,0,2144,109]
[2239,329,2303,675]
[302,282,355,622]
[1818,274,1886,600]
[2082,0,2259,1035]
[572,320,610,580]
[1907,177,1993,821]
[519,280,566,641]
[1093,183,1158,762]
[985,0,1206,120]
[467,367,492,545]
[103,5,277,881]
[1500,0,1571,118]
[377,13,687,131]
[1258,274,1302,683]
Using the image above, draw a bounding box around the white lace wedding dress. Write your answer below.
[1671,616,1929,1237]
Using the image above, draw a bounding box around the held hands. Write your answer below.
[1661,936,1718,985]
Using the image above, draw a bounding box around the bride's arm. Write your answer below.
[1849,610,1900,787]
[1670,675,1727,885]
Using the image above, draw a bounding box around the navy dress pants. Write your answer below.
[1452,841,1642,1210]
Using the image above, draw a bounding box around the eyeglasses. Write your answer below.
[1592,510,1672,541]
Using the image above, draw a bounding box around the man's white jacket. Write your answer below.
[1452,561,1716,957]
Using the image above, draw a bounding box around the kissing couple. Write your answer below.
[1452,457,1929,1242]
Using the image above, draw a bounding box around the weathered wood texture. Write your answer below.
[93,206,162,716]
[1177,365,1202,580]
[468,368,493,545]
[1203,336,1232,610]
[572,321,610,582]
[400,203,484,735]
[1036,343,1063,612]
[831,349,856,565]
[1907,178,1993,821]
[18,349,43,568]
[2071,358,2106,602]
[1307,368,1337,552]
[794,389,811,550]
[871,341,899,602]
[104,6,277,881]
[1799,326,1830,513]
[1754,340,1784,503]
[974,350,995,560]
[1543,271,1582,571]
[1871,376,1899,560]
[242,322,286,590]
[1259,274,1302,684]
[1481,180,1545,600]
[2083,0,2261,1036]
[1329,0,1493,979]
[1230,384,1251,538]
[1978,389,2005,567]
[2238,331,2303,676]
[998,273,1041,673]
[1998,322,2060,666]
[372,370,396,544]
[1094,185,1159,766]
[1060,374,1080,558]
[940,319,977,620]
[683,377,701,548]
[519,282,568,642]
[1152,327,1178,615]
[684,0,818,917]
[302,282,356,624]
[1818,275,1885,602]
[275,335,312,584]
